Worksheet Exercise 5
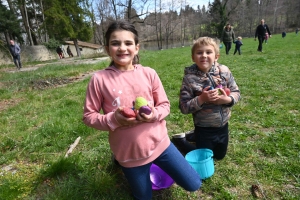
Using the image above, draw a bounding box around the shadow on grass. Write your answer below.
[34,155,175,200]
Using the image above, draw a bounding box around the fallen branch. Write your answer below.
[65,137,81,158]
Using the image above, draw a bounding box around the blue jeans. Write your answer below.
[121,143,201,200]
[13,54,22,69]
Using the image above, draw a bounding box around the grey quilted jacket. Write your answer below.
[179,63,241,127]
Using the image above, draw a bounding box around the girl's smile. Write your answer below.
[106,30,139,70]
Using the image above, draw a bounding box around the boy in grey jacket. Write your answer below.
[172,37,241,160]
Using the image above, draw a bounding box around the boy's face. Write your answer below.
[192,45,219,73]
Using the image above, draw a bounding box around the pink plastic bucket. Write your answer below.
[150,164,174,190]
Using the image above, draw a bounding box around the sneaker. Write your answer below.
[171,133,196,155]
[172,132,185,139]
[171,133,185,152]
[185,130,195,142]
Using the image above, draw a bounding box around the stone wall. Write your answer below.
[0,45,57,65]
[0,45,104,65]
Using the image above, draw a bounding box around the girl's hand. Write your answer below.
[135,104,156,122]
[114,107,141,127]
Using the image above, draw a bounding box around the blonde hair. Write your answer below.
[237,36,242,40]
[192,37,220,55]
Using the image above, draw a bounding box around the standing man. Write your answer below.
[255,19,271,52]
[9,40,22,70]
[67,45,73,57]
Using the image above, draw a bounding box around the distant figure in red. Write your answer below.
[56,46,64,59]
[67,45,73,57]
[265,33,269,44]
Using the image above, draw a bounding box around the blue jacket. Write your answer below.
[234,40,243,48]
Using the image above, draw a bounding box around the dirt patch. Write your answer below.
[3,57,109,73]
[0,57,109,112]
[31,72,95,90]
[0,98,23,112]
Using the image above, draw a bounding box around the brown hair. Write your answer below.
[105,20,140,65]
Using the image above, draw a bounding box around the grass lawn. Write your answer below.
[0,33,299,199]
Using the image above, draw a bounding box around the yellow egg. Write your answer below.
[134,97,148,110]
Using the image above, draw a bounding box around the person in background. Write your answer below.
[82,20,201,200]
[67,45,73,57]
[9,40,22,70]
[255,19,271,52]
[172,37,241,160]
[233,36,243,55]
[296,28,299,35]
[56,46,64,59]
[265,33,269,44]
[221,23,235,55]
[282,31,286,38]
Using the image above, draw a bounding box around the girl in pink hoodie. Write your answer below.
[83,20,201,199]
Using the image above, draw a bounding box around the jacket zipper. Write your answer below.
[206,69,224,126]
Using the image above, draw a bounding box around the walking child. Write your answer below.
[172,37,241,160]
[233,36,243,55]
[83,20,201,200]
[265,33,269,44]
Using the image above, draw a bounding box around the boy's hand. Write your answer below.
[199,86,220,104]
[210,88,232,105]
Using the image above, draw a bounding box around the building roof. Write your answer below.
[65,41,102,49]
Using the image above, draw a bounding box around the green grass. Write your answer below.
[0,33,299,199]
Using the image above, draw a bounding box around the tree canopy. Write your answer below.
[43,0,92,41]
[0,0,299,52]
[43,0,93,56]
[0,1,23,44]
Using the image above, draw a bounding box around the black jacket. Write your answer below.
[255,24,271,38]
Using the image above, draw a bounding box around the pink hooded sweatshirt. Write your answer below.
[83,64,171,167]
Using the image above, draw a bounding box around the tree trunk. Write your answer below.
[40,0,48,43]
[73,39,81,57]
[19,0,34,45]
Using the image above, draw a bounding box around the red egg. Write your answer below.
[121,107,136,118]
[225,88,231,96]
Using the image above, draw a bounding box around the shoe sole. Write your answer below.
[185,130,195,142]
[172,133,185,139]
[185,130,194,136]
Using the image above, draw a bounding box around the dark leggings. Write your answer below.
[257,35,265,51]
[195,123,229,160]
[224,42,232,55]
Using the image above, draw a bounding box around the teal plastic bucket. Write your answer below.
[185,149,214,179]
